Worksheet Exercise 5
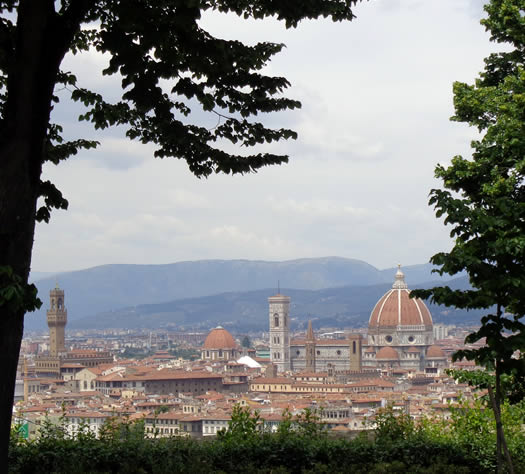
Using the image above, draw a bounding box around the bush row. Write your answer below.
[9,432,485,474]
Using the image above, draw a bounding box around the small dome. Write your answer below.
[426,345,445,358]
[376,346,399,360]
[369,266,432,329]
[203,327,237,350]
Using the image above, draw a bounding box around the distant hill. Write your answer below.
[68,275,481,332]
[29,271,56,282]
[26,257,459,330]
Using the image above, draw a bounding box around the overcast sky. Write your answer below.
[32,0,495,273]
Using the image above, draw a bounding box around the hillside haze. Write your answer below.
[68,275,479,332]
[27,257,462,330]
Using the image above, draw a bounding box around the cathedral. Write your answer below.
[269,266,447,373]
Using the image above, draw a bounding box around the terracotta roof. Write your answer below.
[375,347,399,360]
[138,370,223,382]
[251,377,292,384]
[426,345,446,358]
[293,371,328,378]
[202,327,237,350]
[154,412,186,421]
[352,398,382,404]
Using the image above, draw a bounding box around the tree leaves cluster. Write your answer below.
[413,0,525,395]
[1,0,362,187]
[412,1,525,471]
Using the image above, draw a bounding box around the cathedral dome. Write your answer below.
[369,266,432,329]
[376,346,399,360]
[203,326,237,350]
[426,345,445,358]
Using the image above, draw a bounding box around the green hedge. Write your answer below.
[11,401,525,473]
[9,433,483,474]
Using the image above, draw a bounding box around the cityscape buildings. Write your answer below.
[15,272,474,441]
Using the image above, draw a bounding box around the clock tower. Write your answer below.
[47,285,67,356]
[268,293,291,372]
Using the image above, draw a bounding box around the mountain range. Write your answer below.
[26,257,473,332]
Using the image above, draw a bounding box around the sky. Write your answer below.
[32,0,495,273]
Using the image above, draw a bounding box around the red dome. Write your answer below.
[369,267,432,329]
[376,347,399,360]
[203,326,237,350]
[426,345,445,358]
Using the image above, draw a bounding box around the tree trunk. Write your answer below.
[0,0,70,468]
[0,132,41,474]
[490,363,514,474]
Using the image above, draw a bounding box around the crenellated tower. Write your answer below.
[268,293,291,372]
[47,285,67,356]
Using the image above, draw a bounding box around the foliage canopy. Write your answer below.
[11,401,525,473]
[412,0,525,396]
[411,1,525,471]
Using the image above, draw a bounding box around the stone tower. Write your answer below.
[268,293,290,372]
[348,334,363,371]
[47,285,67,356]
[305,320,316,373]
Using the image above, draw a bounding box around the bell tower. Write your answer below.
[348,334,363,371]
[268,293,291,372]
[47,285,67,356]
[305,320,316,373]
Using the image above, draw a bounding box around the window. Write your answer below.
[274,314,279,327]
[353,341,356,354]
